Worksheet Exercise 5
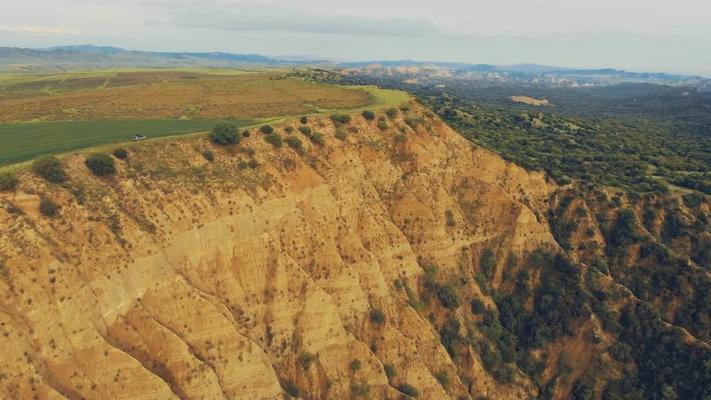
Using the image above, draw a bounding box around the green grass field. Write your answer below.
[0,69,410,166]
[0,119,255,165]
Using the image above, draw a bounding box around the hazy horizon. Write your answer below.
[2,0,710,76]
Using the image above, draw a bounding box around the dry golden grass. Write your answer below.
[0,70,372,122]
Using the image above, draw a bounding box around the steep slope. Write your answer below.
[2,103,709,400]
[0,103,556,399]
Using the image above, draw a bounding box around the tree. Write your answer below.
[331,114,351,124]
[209,122,239,145]
[362,110,376,120]
[32,156,66,183]
[112,148,128,159]
[285,136,304,153]
[85,153,116,176]
[39,197,59,217]
[0,172,17,192]
[264,132,283,148]
[260,125,274,134]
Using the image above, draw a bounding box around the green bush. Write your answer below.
[370,309,385,324]
[39,197,59,217]
[362,110,376,120]
[242,129,251,137]
[310,133,325,146]
[202,150,214,162]
[112,148,128,159]
[331,114,352,124]
[349,359,362,373]
[398,383,418,398]
[480,248,496,279]
[32,156,66,183]
[260,125,274,134]
[434,370,451,390]
[298,352,316,370]
[298,126,312,136]
[335,127,348,141]
[285,136,304,153]
[377,118,389,131]
[85,153,116,176]
[264,132,283,148]
[384,364,396,379]
[385,107,399,118]
[209,122,239,145]
[300,116,308,124]
[0,172,18,192]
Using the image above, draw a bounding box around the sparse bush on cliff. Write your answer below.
[377,118,389,131]
[370,308,385,324]
[298,352,316,370]
[298,126,312,136]
[39,197,59,217]
[264,132,283,148]
[362,110,376,120]
[310,133,325,146]
[285,136,304,153]
[331,114,352,124]
[112,148,128,159]
[202,150,214,162]
[0,172,18,192]
[209,122,239,145]
[335,127,348,141]
[349,359,362,373]
[398,383,419,398]
[85,153,116,176]
[32,156,66,183]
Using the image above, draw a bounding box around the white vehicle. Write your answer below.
[132,134,147,141]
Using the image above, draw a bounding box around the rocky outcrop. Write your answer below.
[0,103,558,399]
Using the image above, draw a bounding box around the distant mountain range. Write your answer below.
[1,45,709,89]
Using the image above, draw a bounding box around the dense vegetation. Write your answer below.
[316,71,711,194]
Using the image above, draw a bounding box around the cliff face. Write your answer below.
[0,103,558,399]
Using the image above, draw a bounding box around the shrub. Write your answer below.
[480,248,496,279]
[242,129,251,137]
[434,370,451,390]
[39,197,59,217]
[281,379,300,397]
[32,156,66,183]
[112,148,128,159]
[264,132,283,148]
[385,107,399,119]
[398,383,418,398]
[331,114,352,124]
[377,118,389,131]
[362,110,376,120]
[351,381,370,397]
[85,153,116,176]
[405,117,424,129]
[298,352,316,370]
[0,172,18,192]
[300,116,308,124]
[370,309,385,324]
[310,133,325,146]
[298,126,312,136]
[285,136,304,153]
[384,364,396,379]
[471,298,486,314]
[335,127,348,141]
[202,150,214,162]
[349,359,362,373]
[284,126,294,134]
[260,125,274,134]
[209,122,239,145]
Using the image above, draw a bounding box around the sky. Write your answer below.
[1,0,710,75]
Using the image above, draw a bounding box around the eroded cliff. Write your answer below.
[0,103,561,399]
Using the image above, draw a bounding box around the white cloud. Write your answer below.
[1,25,82,35]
